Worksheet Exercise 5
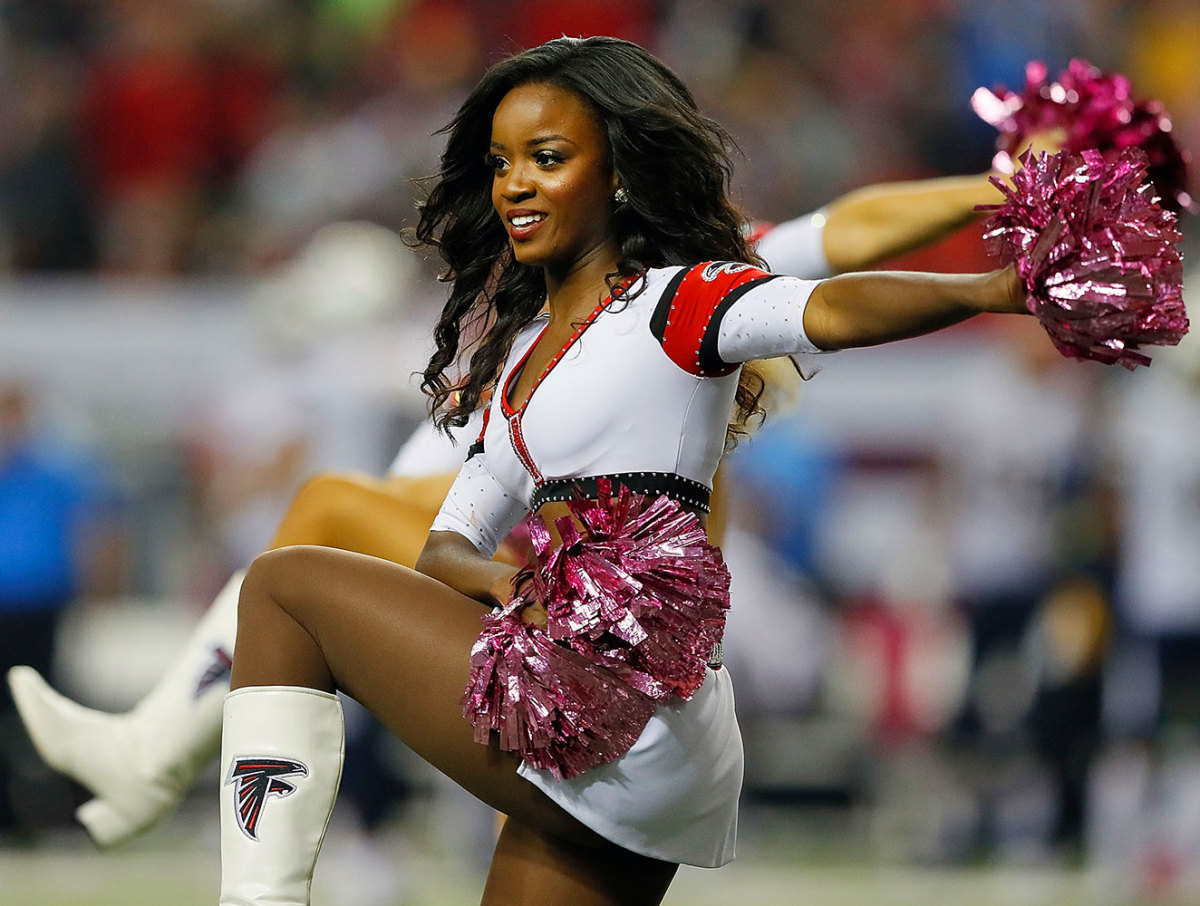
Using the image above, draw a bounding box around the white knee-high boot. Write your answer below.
[6,570,244,847]
[219,686,344,906]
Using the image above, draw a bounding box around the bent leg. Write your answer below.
[267,472,456,566]
[483,817,677,906]
[234,545,594,841]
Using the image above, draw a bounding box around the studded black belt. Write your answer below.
[529,471,712,514]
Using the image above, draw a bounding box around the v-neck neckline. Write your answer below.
[500,276,637,419]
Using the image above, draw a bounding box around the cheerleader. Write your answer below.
[208,37,1031,904]
[6,69,1023,858]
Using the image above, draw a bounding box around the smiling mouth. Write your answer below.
[509,213,546,228]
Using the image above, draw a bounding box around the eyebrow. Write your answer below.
[489,134,579,150]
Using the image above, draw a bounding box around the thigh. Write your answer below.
[239,544,601,843]
[483,816,678,906]
[268,472,454,566]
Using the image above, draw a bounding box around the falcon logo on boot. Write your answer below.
[226,756,308,840]
[195,646,233,698]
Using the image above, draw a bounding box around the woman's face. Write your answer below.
[488,81,619,275]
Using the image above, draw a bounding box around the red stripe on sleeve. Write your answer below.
[659,262,773,375]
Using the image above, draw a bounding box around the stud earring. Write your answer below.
[614,187,629,204]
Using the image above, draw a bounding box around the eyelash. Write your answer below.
[484,150,564,173]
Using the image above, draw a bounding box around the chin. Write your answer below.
[511,245,551,268]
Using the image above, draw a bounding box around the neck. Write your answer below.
[543,242,622,322]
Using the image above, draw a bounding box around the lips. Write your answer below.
[506,209,547,240]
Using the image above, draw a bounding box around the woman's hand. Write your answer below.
[510,571,548,629]
[993,127,1068,184]
[490,568,547,628]
[990,264,1029,315]
[518,599,548,629]
[488,568,524,608]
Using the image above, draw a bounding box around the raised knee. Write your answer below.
[241,546,310,617]
[231,546,336,690]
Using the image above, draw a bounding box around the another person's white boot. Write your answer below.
[6,570,244,846]
[219,686,344,906]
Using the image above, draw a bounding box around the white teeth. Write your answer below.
[511,214,545,227]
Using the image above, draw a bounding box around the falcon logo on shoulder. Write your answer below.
[701,261,753,282]
[226,756,309,841]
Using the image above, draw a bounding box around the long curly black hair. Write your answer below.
[413,36,769,446]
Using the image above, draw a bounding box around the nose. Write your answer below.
[498,161,535,202]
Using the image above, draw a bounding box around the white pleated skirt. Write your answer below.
[516,666,743,867]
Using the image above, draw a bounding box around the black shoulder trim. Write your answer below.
[648,267,693,343]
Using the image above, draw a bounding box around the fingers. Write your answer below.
[519,600,548,629]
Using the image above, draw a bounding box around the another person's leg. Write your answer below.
[268,472,455,562]
[7,471,455,847]
[9,579,241,845]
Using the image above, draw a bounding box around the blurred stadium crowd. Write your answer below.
[2,0,1200,902]
[2,0,1197,277]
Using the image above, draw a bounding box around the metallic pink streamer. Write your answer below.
[461,479,730,779]
[979,148,1188,369]
[972,59,1194,213]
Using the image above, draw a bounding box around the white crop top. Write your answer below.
[430,262,826,554]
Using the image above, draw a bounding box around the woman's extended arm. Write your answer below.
[820,173,1000,273]
[801,265,1026,351]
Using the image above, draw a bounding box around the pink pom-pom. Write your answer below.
[545,482,730,700]
[462,606,657,780]
[461,479,731,779]
[979,148,1188,369]
[972,59,1194,213]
